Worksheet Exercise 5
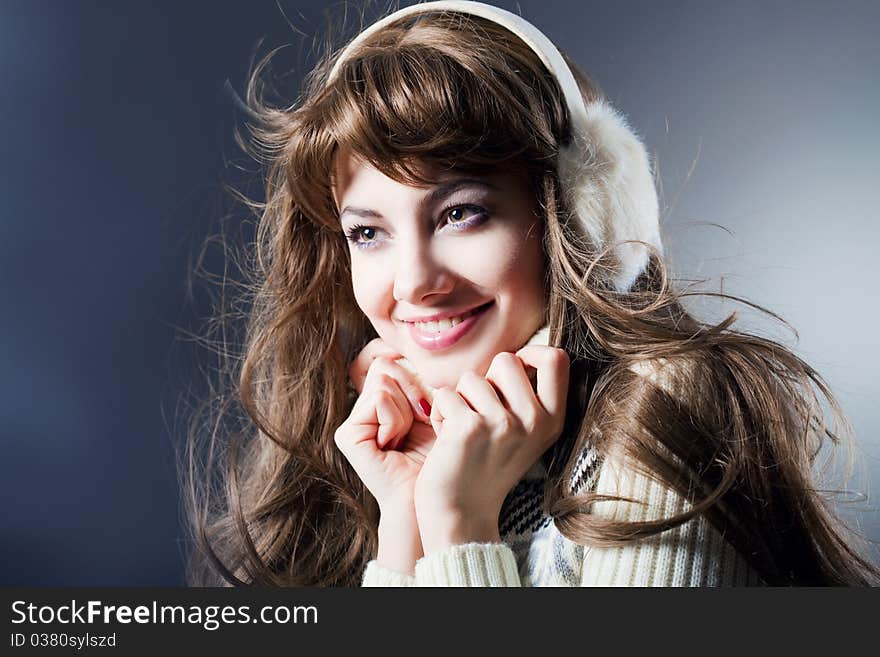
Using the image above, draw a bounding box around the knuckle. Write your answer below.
[379,387,400,405]
[373,372,395,389]
[551,347,570,368]
[493,413,513,437]
[486,352,516,378]
[435,387,454,403]
[493,351,518,367]
[459,427,480,446]
[369,355,394,373]
[360,338,388,360]
[520,407,541,433]
[368,387,390,407]
[455,370,480,391]
[458,413,482,437]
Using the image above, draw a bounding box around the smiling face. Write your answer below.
[333,150,548,389]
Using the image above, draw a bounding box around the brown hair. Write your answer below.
[181,7,879,586]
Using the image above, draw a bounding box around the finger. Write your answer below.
[375,388,407,450]
[393,356,434,408]
[349,338,402,393]
[378,374,414,451]
[364,356,433,423]
[455,371,507,424]
[405,421,437,459]
[514,345,570,418]
[485,351,536,414]
[430,386,476,437]
[335,411,384,462]
[386,379,415,452]
[349,373,412,449]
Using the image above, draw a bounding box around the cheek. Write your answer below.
[520,234,547,293]
[445,232,524,287]
[462,229,544,295]
[350,255,392,320]
[495,232,546,315]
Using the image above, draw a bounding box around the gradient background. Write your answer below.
[2,0,877,585]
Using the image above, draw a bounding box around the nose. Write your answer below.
[392,239,454,303]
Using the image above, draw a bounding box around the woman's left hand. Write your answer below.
[413,345,570,554]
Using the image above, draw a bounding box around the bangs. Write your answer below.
[328,43,534,181]
[286,13,565,228]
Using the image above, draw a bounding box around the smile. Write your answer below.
[404,301,494,351]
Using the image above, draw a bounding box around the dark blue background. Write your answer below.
[0,0,324,585]
[3,1,878,585]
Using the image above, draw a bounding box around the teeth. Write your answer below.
[413,308,476,333]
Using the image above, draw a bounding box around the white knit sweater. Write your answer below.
[362,450,763,586]
[362,329,764,587]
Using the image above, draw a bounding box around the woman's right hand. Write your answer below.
[334,339,436,573]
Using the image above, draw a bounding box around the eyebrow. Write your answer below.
[338,177,499,222]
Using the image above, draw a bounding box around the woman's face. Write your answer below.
[333,150,547,389]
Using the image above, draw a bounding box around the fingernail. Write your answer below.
[418,398,432,416]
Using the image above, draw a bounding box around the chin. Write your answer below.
[410,348,495,390]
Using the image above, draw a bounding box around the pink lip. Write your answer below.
[399,303,488,323]
[405,302,493,351]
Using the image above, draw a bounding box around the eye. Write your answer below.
[447,207,472,223]
[344,224,381,248]
[442,205,488,230]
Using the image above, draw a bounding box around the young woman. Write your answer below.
[184,1,879,586]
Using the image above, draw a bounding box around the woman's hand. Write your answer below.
[413,345,569,555]
[334,339,436,573]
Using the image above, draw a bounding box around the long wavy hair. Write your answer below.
[181,6,879,586]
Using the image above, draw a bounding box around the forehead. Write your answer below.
[331,149,390,198]
[331,147,531,206]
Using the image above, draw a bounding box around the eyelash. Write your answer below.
[344,204,489,249]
